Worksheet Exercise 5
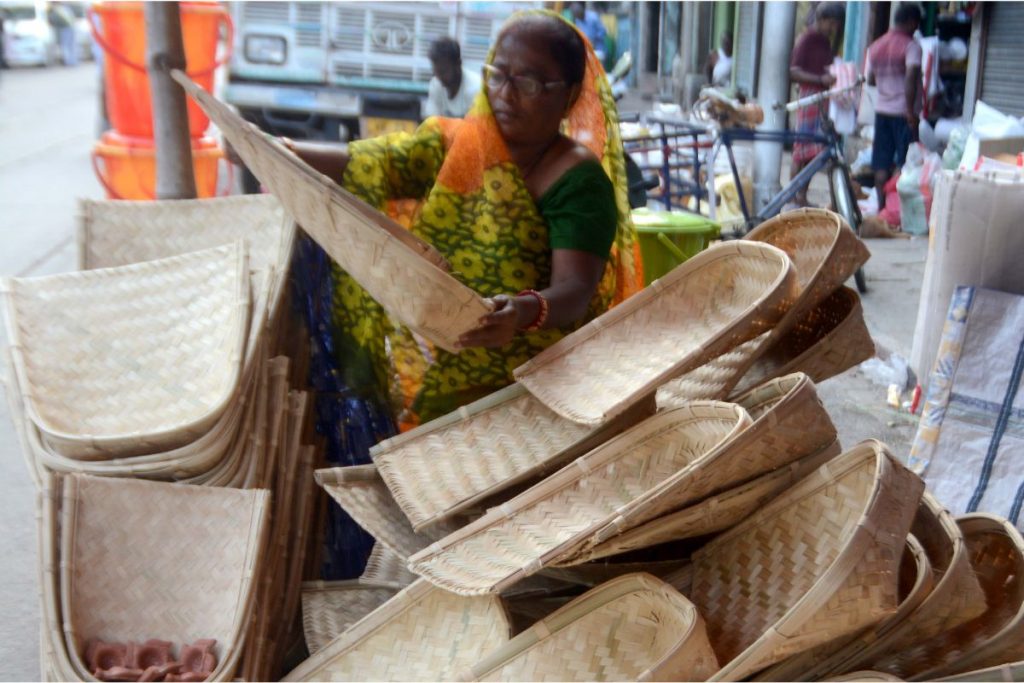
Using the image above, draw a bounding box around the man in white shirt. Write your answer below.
[425,38,481,118]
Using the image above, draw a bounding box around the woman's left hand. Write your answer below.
[457,295,520,349]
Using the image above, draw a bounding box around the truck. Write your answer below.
[224,1,535,149]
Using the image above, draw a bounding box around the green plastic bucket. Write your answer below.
[632,208,720,286]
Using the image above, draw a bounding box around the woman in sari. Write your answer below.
[291,10,640,431]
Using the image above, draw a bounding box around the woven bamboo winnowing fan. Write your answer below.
[512,241,797,426]
[408,402,751,596]
[689,440,924,682]
[78,194,288,273]
[371,383,655,532]
[825,673,905,682]
[657,208,869,407]
[45,473,270,681]
[892,515,1024,681]
[827,493,987,676]
[462,573,719,682]
[2,242,250,459]
[755,534,935,682]
[315,464,465,560]
[171,70,490,353]
[284,579,511,682]
[301,579,403,655]
[937,661,1024,682]
[732,285,875,396]
[362,543,418,586]
[586,373,841,560]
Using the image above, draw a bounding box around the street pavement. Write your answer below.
[0,61,103,680]
[0,61,929,681]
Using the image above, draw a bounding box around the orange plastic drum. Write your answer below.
[90,2,231,138]
[92,132,223,200]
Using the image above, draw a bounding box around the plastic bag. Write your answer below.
[959,100,1024,170]
[898,143,938,235]
[942,124,969,169]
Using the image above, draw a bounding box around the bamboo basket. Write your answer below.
[580,373,840,565]
[572,440,840,563]
[755,534,934,681]
[172,71,491,353]
[407,402,751,595]
[301,579,403,655]
[900,515,1024,680]
[744,209,869,331]
[461,573,719,682]
[541,559,692,588]
[688,440,924,681]
[657,209,868,406]
[41,473,269,681]
[513,241,797,426]
[2,243,250,459]
[734,286,875,395]
[283,579,511,681]
[315,465,464,560]
[828,493,987,675]
[362,543,418,586]
[78,194,287,273]
[371,383,654,532]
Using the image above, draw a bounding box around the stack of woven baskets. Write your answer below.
[2,194,325,680]
[278,203,1022,680]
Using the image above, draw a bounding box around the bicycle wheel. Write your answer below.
[830,165,868,294]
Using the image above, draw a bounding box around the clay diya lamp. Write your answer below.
[129,639,174,669]
[178,639,217,676]
[86,640,128,675]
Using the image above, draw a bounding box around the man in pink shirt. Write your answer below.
[866,3,923,209]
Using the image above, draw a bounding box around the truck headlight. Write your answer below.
[244,35,286,65]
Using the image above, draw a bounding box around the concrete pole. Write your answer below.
[752,1,797,212]
[145,2,197,199]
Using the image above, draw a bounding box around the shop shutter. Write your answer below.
[980,2,1024,117]
[732,2,762,98]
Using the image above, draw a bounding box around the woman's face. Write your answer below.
[487,26,576,148]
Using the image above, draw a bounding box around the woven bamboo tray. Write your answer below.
[363,543,418,585]
[830,493,987,675]
[3,243,250,459]
[574,440,840,563]
[513,241,796,426]
[78,194,287,272]
[657,209,869,407]
[755,534,934,681]
[689,440,924,681]
[301,579,404,655]
[407,402,750,595]
[283,579,511,681]
[461,573,719,682]
[43,473,270,681]
[900,515,1024,680]
[745,208,869,332]
[315,464,464,560]
[372,383,655,532]
[561,373,840,566]
[734,286,874,395]
[540,558,692,589]
[172,71,491,353]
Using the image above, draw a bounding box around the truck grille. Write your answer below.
[369,11,416,56]
[333,62,364,78]
[333,7,367,51]
[462,16,494,63]
[242,2,289,24]
[295,3,323,48]
[419,15,453,57]
[369,64,415,81]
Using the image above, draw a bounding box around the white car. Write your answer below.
[63,1,94,62]
[1,1,60,67]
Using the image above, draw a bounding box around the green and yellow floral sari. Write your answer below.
[332,11,641,428]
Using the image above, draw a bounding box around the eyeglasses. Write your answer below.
[483,64,566,98]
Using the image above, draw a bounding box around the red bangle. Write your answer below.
[517,289,549,332]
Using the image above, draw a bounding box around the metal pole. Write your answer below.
[145,2,197,199]
[752,1,796,213]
